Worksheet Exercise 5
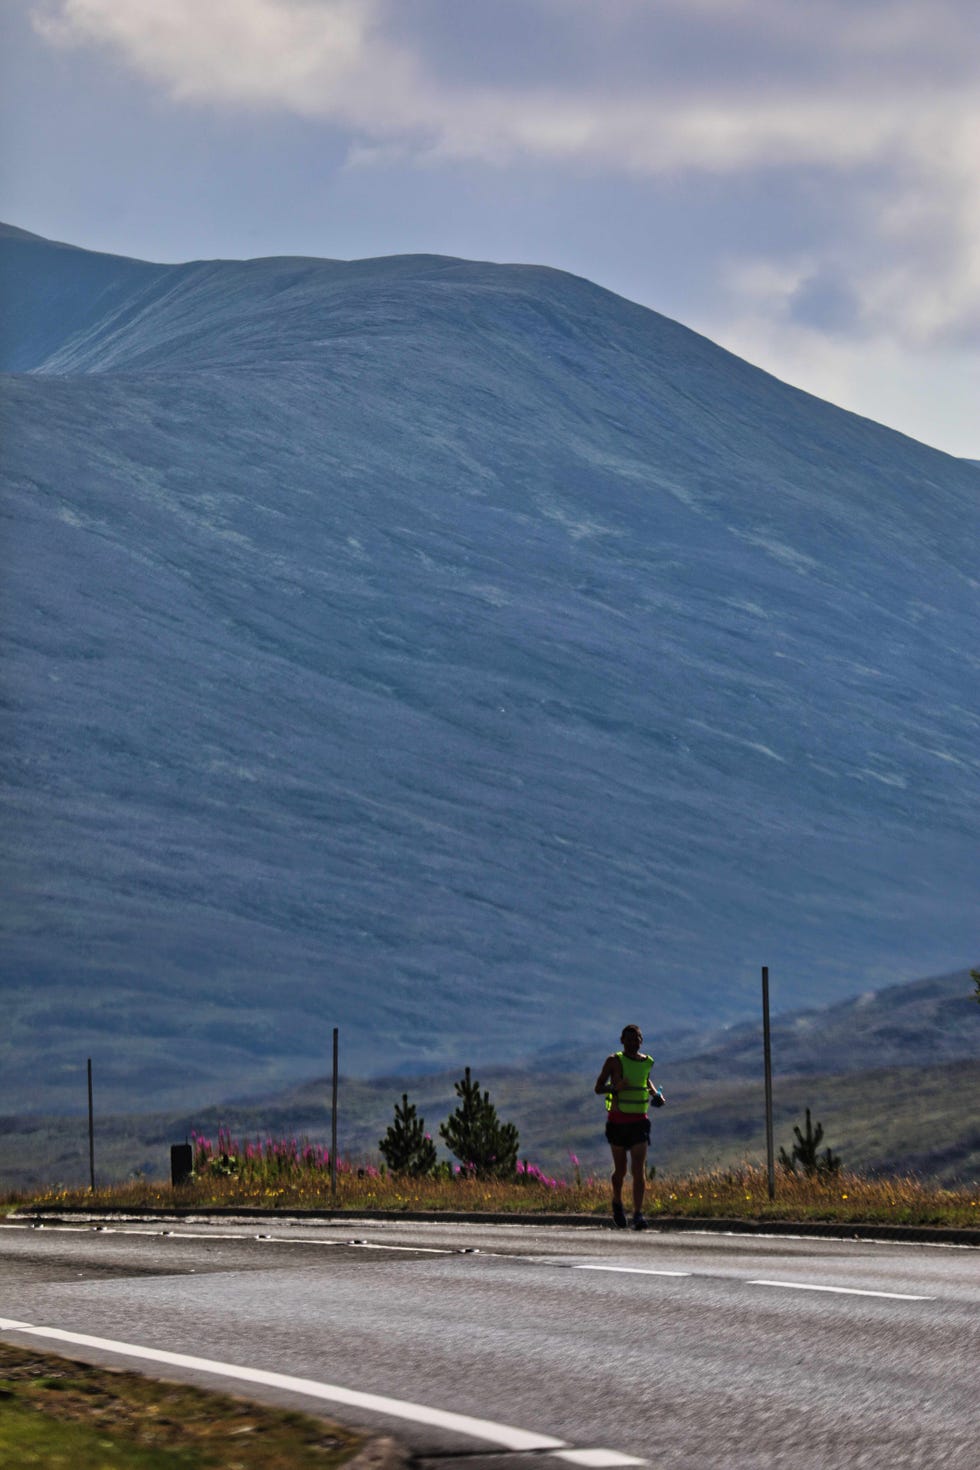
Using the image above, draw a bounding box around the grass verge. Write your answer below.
[0,1343,367,1470]
[11,1163,980,1228]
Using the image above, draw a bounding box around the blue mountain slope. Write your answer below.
[1,226,977,1113]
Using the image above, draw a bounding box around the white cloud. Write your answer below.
[33,2,978,164]
[31,0,980,353]
[34,0,414,113]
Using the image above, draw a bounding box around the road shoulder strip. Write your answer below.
[10,1206,979,1246]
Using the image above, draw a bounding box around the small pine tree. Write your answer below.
[439,1066,520,1178]
[378,1093,438,1177]
[779,1108,841,1177]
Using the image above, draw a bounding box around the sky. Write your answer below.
[2,0,979,458]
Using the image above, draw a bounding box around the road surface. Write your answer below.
[1,1217,976,1468]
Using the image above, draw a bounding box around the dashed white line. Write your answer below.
[4,1222,940,1303]
[0,1318,645,1465]
[748,1279,933,1301]
[571,1265,691,1277]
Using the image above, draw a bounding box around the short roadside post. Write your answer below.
[170,1142,194,1188]
[331,1027,339,1203]
[87,1058,95,1192]
[762,966,775,1201]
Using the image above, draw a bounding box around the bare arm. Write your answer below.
[594,1054,624,1095]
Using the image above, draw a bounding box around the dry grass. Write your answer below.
[11,1160,979,1228]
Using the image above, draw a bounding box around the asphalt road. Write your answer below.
[1,1217,977,1469]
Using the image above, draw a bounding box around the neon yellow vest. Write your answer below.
[606,1051,653,1114]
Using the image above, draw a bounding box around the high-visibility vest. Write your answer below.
[606,1051,653,1113]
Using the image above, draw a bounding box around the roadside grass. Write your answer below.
[0,1194,33,1218]
[9,1137,978,1227]
[0,1343,366,1470]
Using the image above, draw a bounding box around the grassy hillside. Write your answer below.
[4,970,975,1191]
[3,1057,976,1193]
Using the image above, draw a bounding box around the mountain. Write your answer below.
[244,964,980,1182]
[3,968,975,1189]
[661,965,980,1080]
[1,224,978,1115]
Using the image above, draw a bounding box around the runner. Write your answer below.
[594,1023,665,1230]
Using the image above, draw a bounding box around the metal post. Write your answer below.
[330,1027,339,1202]
[762,967,775,1201]
[87,1058,95,1193]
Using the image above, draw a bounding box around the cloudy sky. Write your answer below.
[3,0,978,456]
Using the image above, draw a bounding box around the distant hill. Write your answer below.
[666,966,980,1078]
[1,224,978,1113]
[3,968,975,1189]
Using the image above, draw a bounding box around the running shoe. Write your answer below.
[612,1201,628,1228]
[631,1212,647,1231]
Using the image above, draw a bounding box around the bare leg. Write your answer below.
[629,1142,648,1214]
[609,1145,628,1205]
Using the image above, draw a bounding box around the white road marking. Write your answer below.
[344,1240,458,1255]
[0,1317,644,1463]
[748,1279,933,1300]
[0,1223,455,1254]
[145,1231,456,1255]
[3,1221,939,1302]
[555,1451,645,1466]
[571,1265,691,1277]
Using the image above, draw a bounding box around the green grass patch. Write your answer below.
[0,1401,197,1470]
[0,1344,366,1470]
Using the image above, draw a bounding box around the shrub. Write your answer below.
[378,1094,438,1177]
[779,1108,842,1177]
[439,1067,520,1178]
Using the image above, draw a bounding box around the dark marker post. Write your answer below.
[87,1057,95,1192]
[331,1027,339,1202]
[762,966,775,1201]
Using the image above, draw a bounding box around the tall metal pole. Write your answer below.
[762,966,775,1201]
[87,1058,95,1193]
[330,1027,339,1203]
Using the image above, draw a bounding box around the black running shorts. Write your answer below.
[605,1117,651,1149]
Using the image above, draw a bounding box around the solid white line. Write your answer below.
[155,1232,456,1255]
[748,1279,933,1301]
[343,1240,458,1255]
[553,1451,646,1466]
[0,1223,455,1254]
[0,1317,565,1453]
[571,1265,691,1277]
